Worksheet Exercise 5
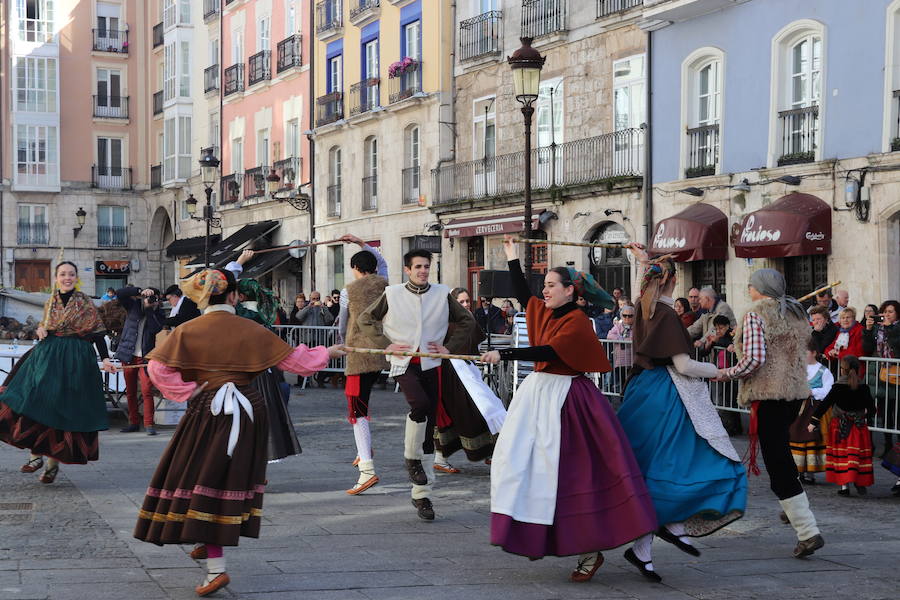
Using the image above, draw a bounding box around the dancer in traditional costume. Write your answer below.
[0,261,116,483]
[236,277,301,462]
[617,246,746,583]
[717,269,824,558]
[789,340,834,483]
[480,236,656,583]
[337,236,388,494]
[134,268,343,596]
[358,249,478,520]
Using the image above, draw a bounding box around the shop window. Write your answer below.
[692,259,726,300]
[783,255,827,301]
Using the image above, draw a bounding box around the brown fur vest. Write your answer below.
[345,274,389,376]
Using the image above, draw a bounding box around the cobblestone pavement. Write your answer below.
[2,382,898,600]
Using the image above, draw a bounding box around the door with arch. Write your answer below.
[589,222,631,297]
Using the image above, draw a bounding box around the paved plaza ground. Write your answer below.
[1,383,898,600]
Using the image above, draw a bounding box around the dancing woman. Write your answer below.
[480,236,656,582]
[616,245,746,582]
[0,261,116,483]
[134,269,344,597]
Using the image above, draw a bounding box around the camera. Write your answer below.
[872,315,884,323]
[146,293,159,304]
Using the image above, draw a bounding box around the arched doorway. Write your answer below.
[149,206,175,288]
[886,209,900,301]
[588,221,631,296]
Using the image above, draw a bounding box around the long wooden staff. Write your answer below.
[251,238,345,255]
[342,346,483,362]
[512,237,630,249]
[797,281,842,303]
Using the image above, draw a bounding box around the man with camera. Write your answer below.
[115,286,167,435]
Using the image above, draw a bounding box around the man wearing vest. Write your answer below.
[717,269,825,558]
[358,249,478,520]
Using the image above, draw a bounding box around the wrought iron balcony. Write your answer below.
[316,0,343,37]
[521,0,567,39]
[431,128,644,206]
[222,173,242,204]
[224,64,245,96]
[273,157,301,189]
[402,166,420,205]
[153,91,163,115]
[204,0,220,20]
[92,165,133,190]
[388,62,422,104]
[459,11,502,62]
[98,225,128,248]
[277,35,302,73]
[685,124,719,178]
[316,92,344,126]
[244,166,268,199]
[152,23,163,48]
[17,222,49,245]
[361,175,377,211]
[350,0,380,24]
[349,79,380,115]
[327,184,342,217]
[93,95,129,119]
[93,28,128,53]
[150,164,162,189]
[204,65,220,93]
[777,105,819,166]
[248,51,272,86]
[597,0,642,18]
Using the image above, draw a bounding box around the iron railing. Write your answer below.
[222,173,241,204]
[152,23,164,48]
[685,123,719,178]
[402,166,420,205]
[362,175,377,210]
[277,35,302,72]
[316,92,344,126]
[349,79,380,115]
[92,29,128,53]
[327,184,341,217]
[388,63,422,103]
[93,95,129,119]
[224,64,245,96]
[150,164,162,189]
[204,65,220,93]
[152,90,163,115]
[459,11,503,61]
[316,0,343,35]
[521,0,566,38]
[244,166,268,199]
[350,0,380,20]
[204,0,220,20]
[248,51,272,86]
[777,105,819,166]
[273,157,301,189]
[432,127,644,205]
[597,0,642,18]
[92,165,132,190]
[17,222,49,245]
[98,225,128,247]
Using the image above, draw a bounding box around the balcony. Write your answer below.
[431,128,643,206]
[316,0,343,39]
[244,166,268,199]
[316,92,344,126]
[151,164,162,189]
[204,65,220,93]
[277,35,303,73]
[152,23,164,48]
[597,0,643,18]
[522,0,567,39]
[98,225,128,248]
[402,166,420,205]
[388,61,422,104]
[777,105,818,166]
[459,11,502,62]
[93,95,129,119]
[248,51,272,86]
[327,184,342,217]
[222,174,241,204]
[273,157,301,190]
[350,0,380,25]
[153,90,163,115]
[685,124,719,178]
[204,0,221,20]
[93,29,128,53]
[362,175,377,211]
[92,165,133,190]
[224,64,245,97]
[349,79,380,115]
[17,222,49,245]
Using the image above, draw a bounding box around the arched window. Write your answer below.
[328,146,341,217]
[403,125,420,205]
[363,136,377,211]
[681,48,724,178]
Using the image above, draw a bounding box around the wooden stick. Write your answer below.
[251,238,345,255]
[342,346,483,362]
[511,238,630,249]
[797,281,842,303]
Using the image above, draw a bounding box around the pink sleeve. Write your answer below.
[147,360,198,403]
[277,344,330,377]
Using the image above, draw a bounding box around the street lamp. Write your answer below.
[73,207,87,238]
[198,148,221,268]
[508,37,545,277]
[266,168,281,197]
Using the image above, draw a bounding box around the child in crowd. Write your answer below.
[790,340,835,484]
[702,315,741,434]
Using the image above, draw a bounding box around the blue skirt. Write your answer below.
[618,367,746,536]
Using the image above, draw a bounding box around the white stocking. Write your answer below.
[665,521,694,546]
[203,557,226,585]
[633,534,655,571]
[352,419,372,462]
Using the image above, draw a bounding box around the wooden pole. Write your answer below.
[511,237,630,249]
[797,281,842,303]
[342,346,483,362]
[251,238,345,255]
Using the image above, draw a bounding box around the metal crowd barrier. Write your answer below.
[274,325,344,373]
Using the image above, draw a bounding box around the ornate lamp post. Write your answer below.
[198,147,221,268]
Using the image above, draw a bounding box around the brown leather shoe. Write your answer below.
[411,497,435,520]
[570,552,604,582]
[405,459,427,485]
[793,534,825,558]
[21,457,43,473]
[346,475,379,495]
[190,545,208,560]
[195,573,230,597]
[39,465,59,484]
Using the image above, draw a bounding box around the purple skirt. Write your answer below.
[491,376,657,558]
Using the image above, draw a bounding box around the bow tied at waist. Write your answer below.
[210,382,254,458]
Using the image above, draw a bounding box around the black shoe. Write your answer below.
[623,548,662,583]
[801,474,816,485]
[854,484,867,495]
[891,482,900,496]
[120,424,140,433]
[405,459,427,485]
[411,498,435,521]
[655,527,701,557]
[793,534,825,558]
[837,488,850,496]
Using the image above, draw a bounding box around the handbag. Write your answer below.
[788,398,820,443]
[879,365,900,385]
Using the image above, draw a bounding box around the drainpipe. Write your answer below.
[308,0,317,290]
[643,29,653,247]
[1,11,5,289]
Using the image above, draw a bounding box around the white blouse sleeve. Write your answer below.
[672,353,720,379]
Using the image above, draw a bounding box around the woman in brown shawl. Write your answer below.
[134,268,344,597]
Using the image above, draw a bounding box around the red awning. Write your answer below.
[443,211,543,239]
[650,203,728,262]
[733,193,831,258]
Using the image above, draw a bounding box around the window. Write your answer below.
[286,1,297,34]
[232,30,244,65]
[163,117,191,181]
[286,119,300,158]
[96,2,121,48]
[257,129,270,167]
[473,97,496,195]
[96,68,122,115]
[15,124,58,188]
[682,49,723,178]
[14,56,57,112]
[363,136,377,210]
[179,0,190,24]
[613,55,645,132]
[209,112,220,148]
[164,0,190,28]
[403,125,420,204]
[404,20,421,60]
[178,116,191,178]
[16,0,55,42]
[164,118,176,180]
[232,138,244,173]
[180,41,191,97]
[406,125,419,169]
[328,55,342,92]
[257,16,270,52]
[98,206,128,247]
[17,204,49,245]
[535,79,563,186]
[97,136,124,187]
[164,43,176,100]
[209,38,219,66]
[884,2,900,151]
[328,146,341,216]
[163,0,175,29]
[331,245,344,290]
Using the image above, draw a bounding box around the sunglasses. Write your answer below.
[622,314,635,318]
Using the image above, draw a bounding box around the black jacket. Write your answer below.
[114,286,166,362]
[475,304,507,335]
[811,321,839,355]
[165,296,201,328]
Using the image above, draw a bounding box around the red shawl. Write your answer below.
[525,297,610,375]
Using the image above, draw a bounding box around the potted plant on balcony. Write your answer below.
[227,179,240,203]
[388,57,419,78]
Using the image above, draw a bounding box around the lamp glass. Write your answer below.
[512,66,541,103]
[185,195,198,216]
[76,210,86,226]
[201,164,217,187]
[266,175,280,194]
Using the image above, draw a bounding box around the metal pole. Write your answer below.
[522,104,535,278]
[204,186,213,268]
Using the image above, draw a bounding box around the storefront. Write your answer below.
[95,260,132,296]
